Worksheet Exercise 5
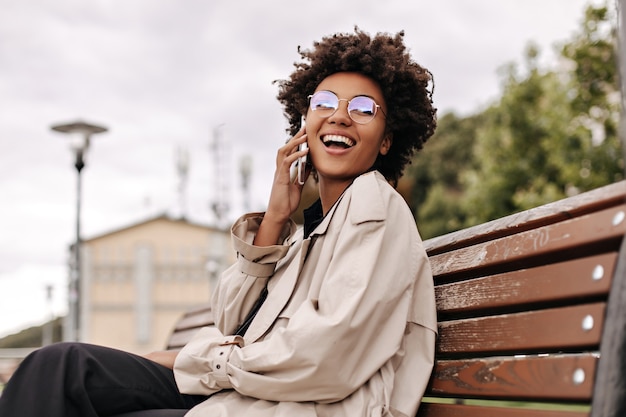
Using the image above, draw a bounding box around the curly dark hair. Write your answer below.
[275,28,437,185]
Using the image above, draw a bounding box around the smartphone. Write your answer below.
[297,116,309,185]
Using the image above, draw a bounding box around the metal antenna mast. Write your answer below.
[175,146,190,219]
[211,125,230,226]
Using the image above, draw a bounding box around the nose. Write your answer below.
[327,99,352,125]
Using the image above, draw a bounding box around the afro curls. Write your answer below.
[275,28,437,185]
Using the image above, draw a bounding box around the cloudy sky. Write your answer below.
[0,0,609,339]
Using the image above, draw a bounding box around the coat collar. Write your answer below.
[307,170,388,238]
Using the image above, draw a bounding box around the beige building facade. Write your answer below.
[77,215,233,355]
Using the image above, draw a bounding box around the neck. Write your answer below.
[318,178,353,215]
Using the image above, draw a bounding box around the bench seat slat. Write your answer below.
[435,253,615,316]
[428,353,596,401]
[438,303,604,355]
[429,205,626,280]
[418,402,589,417]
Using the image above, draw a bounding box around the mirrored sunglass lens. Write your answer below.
[348,96,377,122]
[310,92,338,113]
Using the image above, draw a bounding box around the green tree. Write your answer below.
[409,112,483,238]
[462,46,574,223]
[561,4,623,189]
[411,2,622,238]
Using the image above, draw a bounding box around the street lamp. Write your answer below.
[51,120,108,342]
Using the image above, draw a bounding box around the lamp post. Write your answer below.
[51,120,108,342]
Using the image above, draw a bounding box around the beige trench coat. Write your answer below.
[174,171,437,417]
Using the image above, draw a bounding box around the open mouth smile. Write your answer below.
[322,134,355,149]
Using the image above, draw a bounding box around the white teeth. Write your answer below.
[322,135,355,147]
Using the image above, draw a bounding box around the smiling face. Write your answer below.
[305,72,391,192]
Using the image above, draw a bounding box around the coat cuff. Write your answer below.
[173,327,244,394]
[231,213,296,277]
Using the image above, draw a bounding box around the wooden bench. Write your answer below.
[164,180,626,417]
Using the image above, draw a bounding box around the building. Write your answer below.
[76,214,232,354]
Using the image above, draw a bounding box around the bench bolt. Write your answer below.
[572,368,585,385]
[592,265,604,281]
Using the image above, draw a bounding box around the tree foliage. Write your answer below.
[409,2,623,239]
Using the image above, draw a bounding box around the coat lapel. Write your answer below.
[243,234,312,343]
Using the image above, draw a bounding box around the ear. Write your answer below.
[379,133,393,155]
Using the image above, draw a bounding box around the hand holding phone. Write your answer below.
[297,116,309,185]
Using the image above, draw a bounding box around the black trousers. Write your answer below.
[0,342,207,417]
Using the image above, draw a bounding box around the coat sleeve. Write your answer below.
[175,187,436,403]
[174,212,297,394]
[211,212,297,334]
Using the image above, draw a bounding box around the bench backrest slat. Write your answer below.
[436,253,615,316]
[431,353,596,401]
[438,302,605,355]
[418,403,589,417]
[424,181,626,256]
[165,307,213,350]
[430,205,626,280]
[172,306,213,331]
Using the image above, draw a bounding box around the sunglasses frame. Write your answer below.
[308,91,386,124]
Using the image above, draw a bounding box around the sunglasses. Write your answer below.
[308,91,386,124]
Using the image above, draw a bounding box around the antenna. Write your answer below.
[175,146,190,219]
[210,125,230,226]
[240,154,253,213]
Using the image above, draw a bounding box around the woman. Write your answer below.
[0,28,437,417]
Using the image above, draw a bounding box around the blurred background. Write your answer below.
[0,0,620,382]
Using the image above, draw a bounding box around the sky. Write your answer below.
[0,0,610,339]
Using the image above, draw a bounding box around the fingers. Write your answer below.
[277,133,308,168]
[263,129,310,223]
